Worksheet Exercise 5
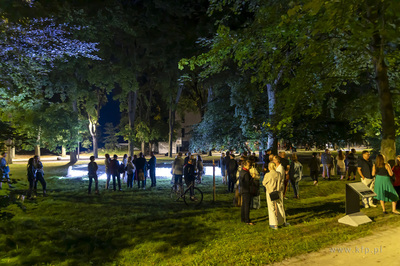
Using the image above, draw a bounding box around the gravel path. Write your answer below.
[273,226,400,265]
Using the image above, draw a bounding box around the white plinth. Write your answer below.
[338,212,373,227]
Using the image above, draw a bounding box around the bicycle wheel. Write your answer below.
[183,187,203,207]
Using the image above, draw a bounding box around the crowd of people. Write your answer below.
[102,151,157,192]
[2,147,398,224]
[218,148,400,227]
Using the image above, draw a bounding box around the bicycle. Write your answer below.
[173,181,203,207]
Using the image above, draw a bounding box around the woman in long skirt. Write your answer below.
[372,154,400,214]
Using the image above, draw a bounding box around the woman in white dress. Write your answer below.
[263,162,286,229]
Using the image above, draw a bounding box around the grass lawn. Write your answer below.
[1,161,399,265]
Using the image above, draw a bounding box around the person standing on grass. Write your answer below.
[321,149,332,180]
[33,155,46,196]
[249,155,261,209]
[148,152,157,187]
[279,152,290,198]
[224,151,231,185]
[227,154,238,193]
[234,156,246,207]
[126,156,136,189]
[357,150,376,208]
[372,154,399,215]
[344,150,350,176]
[196,154,204,184]
[121,154,128,184]
[110,154,122,191]
[336,150,346,180]
[27,157,36,198]
[135,152,147,190]
[347,149,358,181]
[0,152,12,189]
[172,152,185,192]
[289,153,303,199]
[273,155,285,184]
[263,162,285,229]
[263,149,272,173]
[391,156,400,209]
[88,156,99,194]
[133,154,138,184]
[219,152,226,184]
[239,159,254,225]
[309,152,320,186]
[184,159,196,200]
[105,154,111,189]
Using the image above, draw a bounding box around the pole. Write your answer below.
[213,159,216,202]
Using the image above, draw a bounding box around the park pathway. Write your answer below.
[273,226,400,265]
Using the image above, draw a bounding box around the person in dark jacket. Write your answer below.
[33,155,46,196]
[88,156,99,194]
[184,159,196,199]
[148,152,157,187]
[227,154,238,193]
[309,152,320,185]
[27,157,36,198]
[110,154,122,191]
[135,152,147,189]
[239,159,254,225]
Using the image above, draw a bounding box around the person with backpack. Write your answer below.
[289,153,303,199]
[88,156,99,194]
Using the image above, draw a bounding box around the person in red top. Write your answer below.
[391,155,400,209]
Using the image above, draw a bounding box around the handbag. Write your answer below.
[269,191,280,201]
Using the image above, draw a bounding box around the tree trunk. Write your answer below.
[267,83,276,150]
[70,101,78,164]
[88,115,98,158]
[375,57,395,164]
[370,6,396,164]
[168,85,183,158]
[62,146,66,157]
[70,150,78,164]
[168,106,175,158]
[128,90,138,157]
[35,145,40,156]
[92,136,98,158]
[5,139,12,164]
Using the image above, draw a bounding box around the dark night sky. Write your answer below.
[99,93,121,131]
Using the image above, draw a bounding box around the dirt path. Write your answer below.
[274,226,400,265]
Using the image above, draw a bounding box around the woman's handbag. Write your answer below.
[269,191,280,201]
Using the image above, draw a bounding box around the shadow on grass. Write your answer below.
[1,181,222,265]
[286,201,345,224]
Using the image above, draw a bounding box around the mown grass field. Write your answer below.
[1,159,399,265]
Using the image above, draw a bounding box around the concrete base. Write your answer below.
[338,212,372,227]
